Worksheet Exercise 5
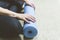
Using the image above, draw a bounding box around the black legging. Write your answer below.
[0,16,23,37]
[0,1,23,37]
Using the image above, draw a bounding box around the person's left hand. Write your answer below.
[24,0,35,9]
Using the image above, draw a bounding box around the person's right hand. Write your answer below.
[16,13,36,23]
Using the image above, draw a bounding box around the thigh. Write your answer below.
[0,15,22,36]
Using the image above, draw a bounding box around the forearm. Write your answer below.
[0,7,17,17]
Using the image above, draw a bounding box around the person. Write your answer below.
[0,0,35,37]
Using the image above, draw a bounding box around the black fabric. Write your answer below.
[0,0,23,37]
[0,0,23,12]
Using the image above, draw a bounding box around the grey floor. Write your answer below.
[35,0,60,40]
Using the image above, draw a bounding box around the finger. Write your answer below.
[29,2,35,9]
[30,17,36,22]
[26,2,35,8]
[23,18,30,23]
[26,14,36,22]
[26,14,35,19]
[28,15,36,21]
[26,16,36,23]
[32,3,35,9]
[26,17,34,22]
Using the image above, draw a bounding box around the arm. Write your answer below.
[0,7,17,17]
[0,7,35,23]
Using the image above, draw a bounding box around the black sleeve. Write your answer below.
[0,1,10,9]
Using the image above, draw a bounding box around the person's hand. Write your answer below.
[16,14,36,23]
[24,0,35,9]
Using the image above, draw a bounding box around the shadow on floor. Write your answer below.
[0,35,21,40]
[0,34,33,40]
[24,38,33,40]
[24,36,33,40]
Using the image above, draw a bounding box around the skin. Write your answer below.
[24,0,35,9]
[0,0,35,23]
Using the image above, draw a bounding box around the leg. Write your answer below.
[0,15,23,37]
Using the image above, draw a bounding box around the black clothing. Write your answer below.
[0,0,23,37]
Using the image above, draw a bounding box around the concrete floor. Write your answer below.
[35,0,60,40]
[0,0,60,40]
[27,0,60,40]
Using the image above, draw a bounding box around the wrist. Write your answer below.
[9,12,17,18]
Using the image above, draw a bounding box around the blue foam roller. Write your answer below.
[23,3,38,38]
